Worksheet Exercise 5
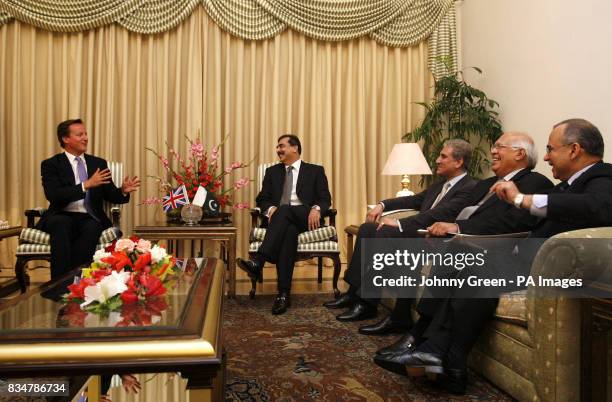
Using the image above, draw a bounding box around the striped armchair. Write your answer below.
[248,163,341,298]
[14,162,124,292]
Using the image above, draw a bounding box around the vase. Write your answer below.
[181,204,203,225]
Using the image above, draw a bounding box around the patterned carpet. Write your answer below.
[223,294,513,401]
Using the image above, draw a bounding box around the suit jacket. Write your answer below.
[39,153,129,229]
[532,161,612,237]
[381,175,478,233]
[256,161,332,216]
[457,169,554,235]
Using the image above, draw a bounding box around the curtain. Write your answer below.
[0,6,432,272]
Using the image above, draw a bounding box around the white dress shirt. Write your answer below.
[63,151,88,213]
[530,163,596,217]
[266,159,305,216]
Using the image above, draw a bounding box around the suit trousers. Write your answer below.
[40,212,104,279]
[257,205,309,292]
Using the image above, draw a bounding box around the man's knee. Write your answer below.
[358,222,378,237]
[80,219,104,238]
[43,214,74,235]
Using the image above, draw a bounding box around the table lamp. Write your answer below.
[382,143,432,197]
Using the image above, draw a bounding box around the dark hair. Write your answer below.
[57,119,83,148]
[554,118,604,158]
[277,134,302,155]
[443,139,473,171]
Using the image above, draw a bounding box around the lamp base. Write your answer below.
[396,189,415,197]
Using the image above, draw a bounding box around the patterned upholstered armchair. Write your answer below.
[247,163,341,298]
[14,162,124,292]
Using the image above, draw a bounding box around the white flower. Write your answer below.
[81,270,130,307]
[93,249,111,263]
[150,245,168,264]
[115,238,136,253]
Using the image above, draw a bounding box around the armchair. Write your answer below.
[246,163,341,298]
[14,162,124,292]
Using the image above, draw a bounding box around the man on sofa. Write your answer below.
[393,120,612,394]
[372,132,553,387]
[324,139,477,329]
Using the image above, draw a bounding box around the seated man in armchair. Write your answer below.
[39,119,140,280]
[237,134,332,315]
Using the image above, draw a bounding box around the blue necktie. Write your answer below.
[76,157,98,221]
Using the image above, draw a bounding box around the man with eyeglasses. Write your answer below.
[373,132,554,393]
[493,118,612,237]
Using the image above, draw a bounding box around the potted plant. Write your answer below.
[403,58,502,185]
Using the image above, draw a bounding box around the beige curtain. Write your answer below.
[0,6,432,271]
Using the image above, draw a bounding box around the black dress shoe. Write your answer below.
[373,349,419,376]
[376,333,416,356]
[403,351,444,377]
[237,258,263,283]
[358,315,411,336]
[336,302,377,322]
[437,368,467,394]
[323,292,355,309]
[272,293,291,315]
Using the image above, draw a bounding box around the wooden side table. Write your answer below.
[134,223,238,298]
[581,296,612,402]
[0,226,22,297]
[344,225,360,263]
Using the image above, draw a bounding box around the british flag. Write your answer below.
[162,185,189,212]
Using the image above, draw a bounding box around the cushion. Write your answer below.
[251,226,337,244]
[249,241,339,253]
[494,290,528,327]
[16,227,120,256]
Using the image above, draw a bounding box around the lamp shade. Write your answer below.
[382,143,433,175]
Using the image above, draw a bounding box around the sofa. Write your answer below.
[358,210,608,401]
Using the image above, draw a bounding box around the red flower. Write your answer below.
[105,238,118,252]
[129,235,139,243]
[139,274,167,297]
[133,252,152,272]
[101,251,133,271]
[67,278,96,299]
[120,290,139,304]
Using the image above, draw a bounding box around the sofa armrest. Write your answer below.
[525,227,612,401]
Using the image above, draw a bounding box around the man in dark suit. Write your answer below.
[39,119,140,280]
[373,132,554,390]
[237,134,332,314]
[324,139,477,328]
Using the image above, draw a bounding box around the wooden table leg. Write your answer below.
[227,235,236,298]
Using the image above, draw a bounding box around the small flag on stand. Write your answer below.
[162,185,189,212]
[192,185,220,216]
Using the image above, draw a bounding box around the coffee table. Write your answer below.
[0,226,22,297]
[0,257,225,402]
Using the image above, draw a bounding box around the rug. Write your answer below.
[223,294,513,401]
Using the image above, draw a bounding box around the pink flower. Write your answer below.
[136,239,152,253]
[210,146,219,162]
[233,202,250,210]
[224,161,244,174]
[115,238,136,253]
[234,178,250,189]
[191,142,204,159]
[160,157,169,170]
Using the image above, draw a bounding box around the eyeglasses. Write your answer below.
[545,143,573,154]
[491,143,521,152]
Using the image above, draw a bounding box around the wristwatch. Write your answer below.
[513,193,525,209]
[311,205,321,211]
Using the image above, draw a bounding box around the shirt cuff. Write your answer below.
[311,205,321,211]
[266,206,275,217]
[530,194,548,217]
[379,202,385,211]
[81,183,86,192]
[397,219,403,233]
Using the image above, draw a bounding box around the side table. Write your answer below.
[134,223,238,298]
[0,226,22,298]
[344,225,360,263]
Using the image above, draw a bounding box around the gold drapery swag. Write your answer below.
[0,0,456,78]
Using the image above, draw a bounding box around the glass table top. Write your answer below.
[0,258,211,338]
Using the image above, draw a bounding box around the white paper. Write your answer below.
[192,185,207,207]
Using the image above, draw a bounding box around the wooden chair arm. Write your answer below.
[324,208,337,227]
[111,207,121,227]
[25,208,45,228]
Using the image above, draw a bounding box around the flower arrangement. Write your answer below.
[63,236,177,315]
[143,135,252,210]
